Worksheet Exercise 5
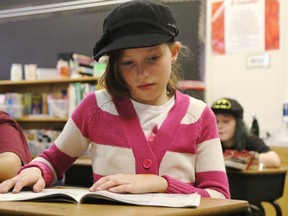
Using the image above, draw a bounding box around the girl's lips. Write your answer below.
[138,83,154,89]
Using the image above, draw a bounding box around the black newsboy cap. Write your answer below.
[93,0,179,61]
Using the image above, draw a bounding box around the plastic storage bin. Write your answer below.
[0,104,23,118]
[48,99,68,118]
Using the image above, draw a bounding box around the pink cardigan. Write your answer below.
[21,90,230,199]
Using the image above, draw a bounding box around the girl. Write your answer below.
[211,97,281,168]
[0,111,31,182]
[0,0,230,199]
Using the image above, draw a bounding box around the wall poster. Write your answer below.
[211,0,280,55]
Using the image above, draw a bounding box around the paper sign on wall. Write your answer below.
[211,0,280,55]
[246,53,270,69]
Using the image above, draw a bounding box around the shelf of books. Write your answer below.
[0,77,98,122]
[0,77,98,91]
[0,76,98,157]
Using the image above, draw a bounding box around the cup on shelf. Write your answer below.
[10,63,23,81]
[24,64,37,80]
[57,59,70,78]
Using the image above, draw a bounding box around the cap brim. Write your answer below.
[94,33,173,61]
[212,109,243,119]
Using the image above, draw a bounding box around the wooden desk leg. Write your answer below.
[270,200,282,216]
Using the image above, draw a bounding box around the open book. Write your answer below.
[0,188,201,208]
[224,150,259,170]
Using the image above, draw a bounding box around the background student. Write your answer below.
[211,97,281,168]
[0,111,32,182]
[0,0,230,199]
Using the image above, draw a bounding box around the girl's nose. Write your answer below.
[217,122,223,129]
[135,63,149,78]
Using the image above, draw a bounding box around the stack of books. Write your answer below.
[72,53,95,77]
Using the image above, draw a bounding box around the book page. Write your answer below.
[0,189,88,203]
[225,160,246,170]
[83,190,201,207]
[0,188,201,208]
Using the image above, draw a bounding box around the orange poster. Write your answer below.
[211,1,225,54]
[265,0,280,50]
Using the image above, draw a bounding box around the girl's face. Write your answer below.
[118,43,181,106]
[215,113,237,147]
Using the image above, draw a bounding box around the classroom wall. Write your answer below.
[0,0,203,82]
[205,0,288,139]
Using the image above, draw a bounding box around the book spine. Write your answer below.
[23,93,32,115]
[31,93,43,115]
[42,93,48,115]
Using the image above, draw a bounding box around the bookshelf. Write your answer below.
[0,77,98,93]
[0,77,98,129]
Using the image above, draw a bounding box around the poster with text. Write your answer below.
[211,0,279,55]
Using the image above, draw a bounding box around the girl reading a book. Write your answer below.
[211,97,281,168]
[0,0,230,199]
[0,111,32,182]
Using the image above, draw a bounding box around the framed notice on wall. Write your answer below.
[211,0,280,55]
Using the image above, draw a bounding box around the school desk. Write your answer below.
[227,167,287,216]
[0,196,248,216]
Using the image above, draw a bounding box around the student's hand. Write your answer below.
[89,174,168,194]
[0,167,45,194]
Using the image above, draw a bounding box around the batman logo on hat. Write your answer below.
[211,97,244,119]
[212,99,231,110]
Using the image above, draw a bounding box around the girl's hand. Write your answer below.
[89,174,168,194]
[0,167,45,194]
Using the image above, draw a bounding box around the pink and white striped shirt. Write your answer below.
[24,90,230,199]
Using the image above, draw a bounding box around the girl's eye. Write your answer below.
[147,55,160,62]
[120,60,134,66]
[223,119,230,124]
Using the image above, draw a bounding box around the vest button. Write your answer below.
[143,159,152,169]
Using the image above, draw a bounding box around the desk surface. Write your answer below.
[74,157,91,166]
[0,197,248,216]
[227,167,288,175]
